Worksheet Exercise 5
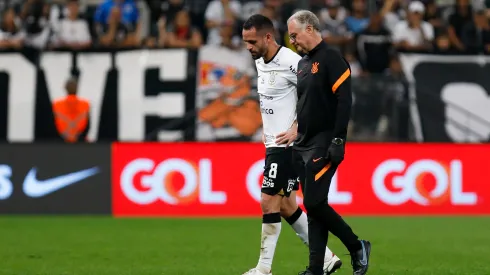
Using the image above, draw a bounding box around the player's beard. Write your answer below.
[250,51,261,60]
[250,47,267,60]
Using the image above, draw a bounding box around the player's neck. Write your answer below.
[264,43,280,63]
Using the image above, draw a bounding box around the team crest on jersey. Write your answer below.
[311,62,319,74]
[268,71,277,85]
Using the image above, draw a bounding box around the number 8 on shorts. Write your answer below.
[261,147,296,197]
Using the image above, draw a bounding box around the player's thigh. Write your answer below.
[262,147,296,197]
[303,148,338,207]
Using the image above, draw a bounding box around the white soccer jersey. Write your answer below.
[255,46,302,148]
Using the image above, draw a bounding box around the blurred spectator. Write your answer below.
[51,0,91,50]
[345,0,369,34]
[356,13,392,74]
[260,6,283,43]
[142,35,158,48]
[165,9,202,48]
[280,0,298,25]
[487,0,490,18]
[447,0,473,51]
[52,77,90,143]
[319,0,353,52]
[424,0,444,34]
[461,7,490,53]
[434,30,453,52]
[218,23,241,50]
[205,0,241,46]
[154,16,167,47]
[97,6,140,47]
[263,0,282,10]
[240,0,263,22]
[0,0,24,15]
[0,8,24,49]
[379,0,404,34]
[185,0,215,40]
[146,0,185,26]
[94,0,139,32]
[392,1,434,51]
[0,1,11,15]
[20,0,51,49]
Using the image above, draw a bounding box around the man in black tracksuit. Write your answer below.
[287,10,371,275]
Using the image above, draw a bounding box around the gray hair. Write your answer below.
[287,10,321,32]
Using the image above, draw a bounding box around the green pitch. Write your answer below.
[1,216,489,275]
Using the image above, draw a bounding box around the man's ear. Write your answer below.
[306,25,313,34]
[265,32,272,41]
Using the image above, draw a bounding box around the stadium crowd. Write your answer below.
[0,0,488,141]
[1,0,489,56]
[1,0,489,75]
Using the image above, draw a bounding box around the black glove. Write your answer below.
[326,138,345,165]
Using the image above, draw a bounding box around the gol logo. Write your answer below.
[372,159,477,206]
[120,158,226,205]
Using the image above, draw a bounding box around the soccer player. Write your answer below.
[241,14,342,275]
[286,10,371,275]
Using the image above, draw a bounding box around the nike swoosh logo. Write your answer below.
[313,158,322,162]
[23,167,100,198]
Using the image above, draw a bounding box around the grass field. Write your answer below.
[1,216,489,275]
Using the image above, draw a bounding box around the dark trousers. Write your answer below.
[293,147,360,273]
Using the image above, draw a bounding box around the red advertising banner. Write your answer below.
[112,143,490,217]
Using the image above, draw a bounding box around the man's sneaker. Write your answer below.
[350,240,371,275]
[324,254,342,274]
[242,268,271,275]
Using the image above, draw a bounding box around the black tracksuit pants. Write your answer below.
[293,147,361,274]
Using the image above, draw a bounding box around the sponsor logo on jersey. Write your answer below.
[260,94,273,100]
[260,108,274,114]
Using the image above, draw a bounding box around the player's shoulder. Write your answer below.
[323,45,342,55]
[279,47,301,63]
[278,47,301,73]
[321,46,346,63]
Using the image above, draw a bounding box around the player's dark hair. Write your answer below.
[243,14,274,33]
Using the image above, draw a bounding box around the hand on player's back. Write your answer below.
[275,122,298,147]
